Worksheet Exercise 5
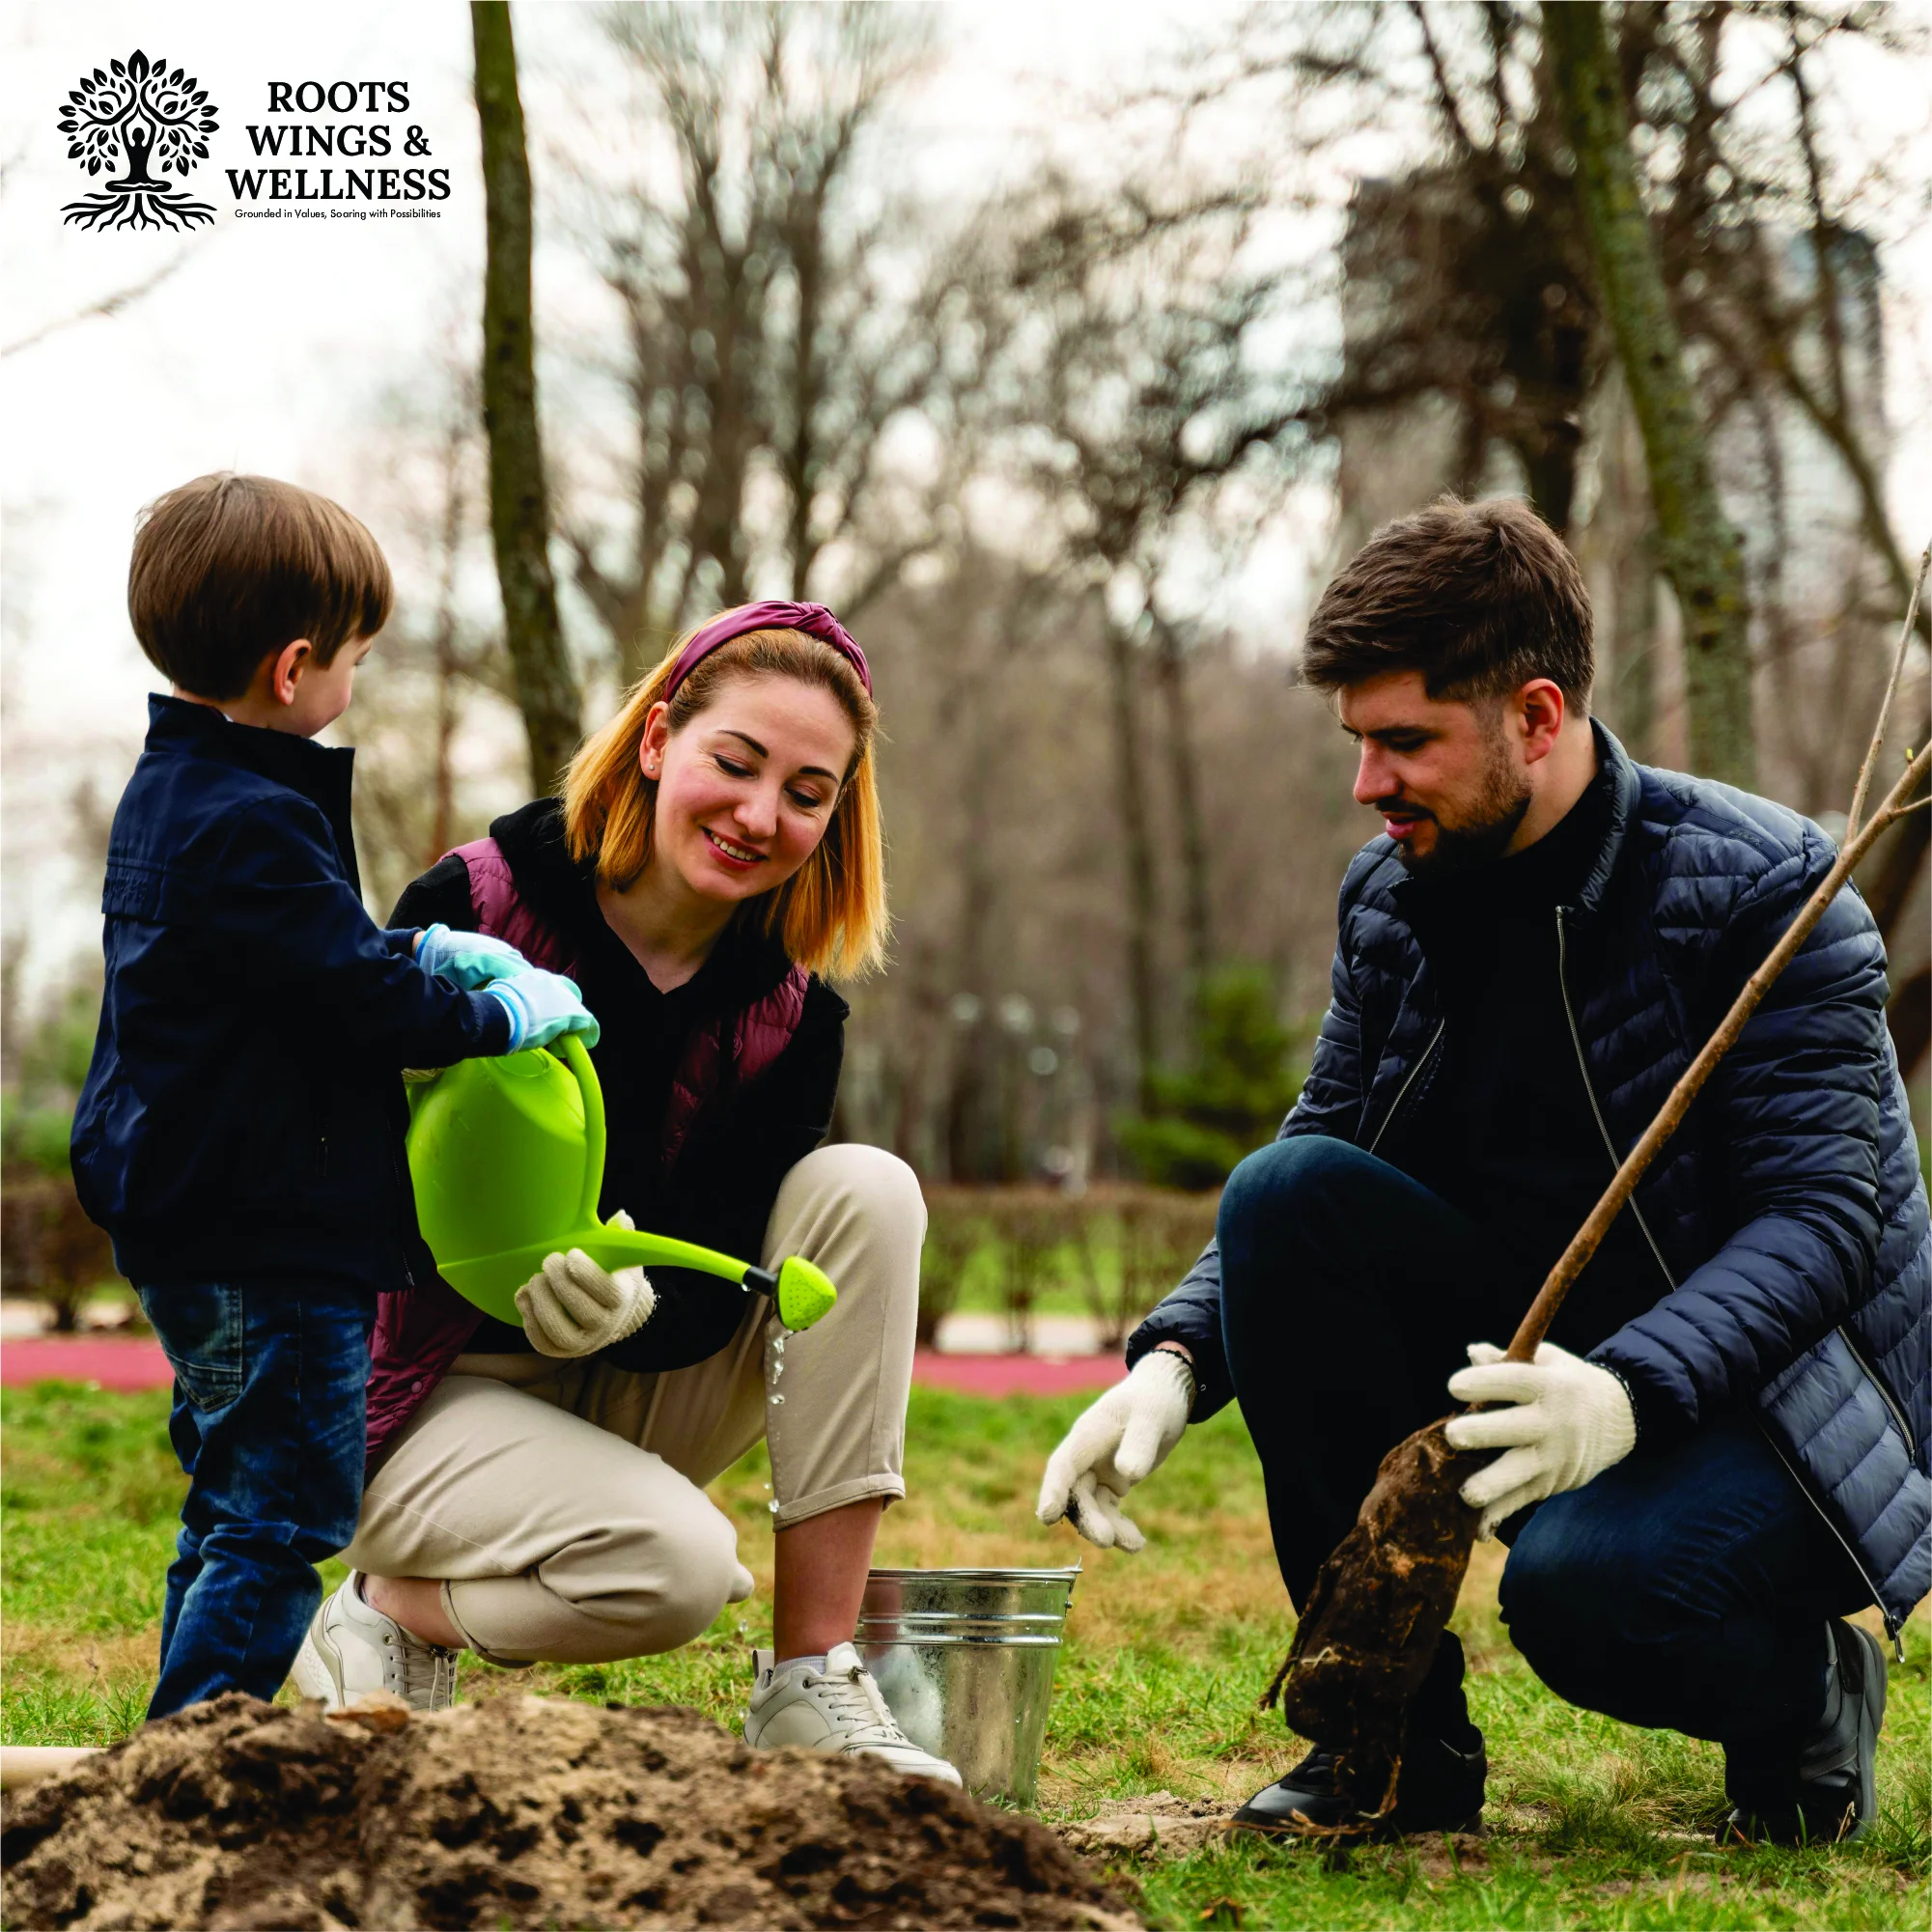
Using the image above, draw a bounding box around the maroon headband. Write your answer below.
[664,601,871,700]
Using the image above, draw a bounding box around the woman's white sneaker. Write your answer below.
[743,1642,963,1786]
[290,1572,460,1713]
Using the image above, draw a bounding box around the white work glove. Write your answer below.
[514,1210,657,1358]
[1443,1340,1637,1538]
[1035,1349,1194,1553]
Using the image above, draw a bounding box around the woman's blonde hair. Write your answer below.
[562,625,886,978]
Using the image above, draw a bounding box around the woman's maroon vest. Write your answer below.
[364,839,809,1457]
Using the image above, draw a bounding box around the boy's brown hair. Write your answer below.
[1300,496,1594,709]
[128,473,394,699]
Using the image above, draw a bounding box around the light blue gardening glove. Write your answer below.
[485,968,601,1051]
[414,923,537,989]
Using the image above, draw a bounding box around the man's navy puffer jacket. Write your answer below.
[1129,723,1930,1638]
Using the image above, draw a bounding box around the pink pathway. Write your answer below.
[1,1336,1126,1398]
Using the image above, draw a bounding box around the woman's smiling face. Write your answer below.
[639,672,857,906]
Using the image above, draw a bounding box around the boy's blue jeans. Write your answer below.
[1217,1136,1866,1750]
[136,1278,375,1720]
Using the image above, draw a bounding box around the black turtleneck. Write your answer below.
[1379,755,1666,1355]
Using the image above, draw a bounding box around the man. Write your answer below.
[1039,498,1927,1843]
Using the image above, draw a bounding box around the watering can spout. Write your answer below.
[406,1032,837,1332]
[744,1256,839,1331]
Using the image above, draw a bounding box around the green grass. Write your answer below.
[4,1380,1926,1929]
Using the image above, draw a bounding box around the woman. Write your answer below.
[292,602,958,1783]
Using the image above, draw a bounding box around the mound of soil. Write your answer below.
[2,1693,1138,1931]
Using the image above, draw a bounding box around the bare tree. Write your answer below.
[1294,6,1604,533]
[473,0,582,790]
[1218,4,1921,802]
[2,251,195,359]
[983,173,1304,1097]
[559,3,946,679]
[1548,1,1753,786]
[331,346,522,912]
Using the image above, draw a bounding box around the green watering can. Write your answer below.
[406,1033,837,1332]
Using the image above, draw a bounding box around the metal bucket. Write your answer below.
[855,1565,1078,1806]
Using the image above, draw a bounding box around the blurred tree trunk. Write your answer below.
[472,1,580,793]
[1547,3,1752,788]
[1150,612,1214,1004]
[426,416,470,863]
[1861,804,1931,1078]
[943,760,996,1182]
[1105,614,1161,1113]
[1887,966,1930,1083]
[1861,797,1930,939]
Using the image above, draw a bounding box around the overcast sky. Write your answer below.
[4,0,1929,1001]
[1,1,1219,993]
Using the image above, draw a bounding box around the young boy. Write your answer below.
[70,472,598,1721]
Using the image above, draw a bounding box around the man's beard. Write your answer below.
[1394,727,1531,873]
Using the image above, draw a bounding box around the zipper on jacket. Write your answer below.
[1366,1019,1446,1157]
[1836,1323,1916,1458]
[1555,909,1904,1654]
[1755,1420,1902,1655]
[1554,909,1676,1295]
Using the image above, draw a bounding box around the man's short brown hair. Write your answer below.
[1300,496,1594,709]
[128,473,394,699]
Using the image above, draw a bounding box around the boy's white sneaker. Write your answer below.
[291,1572,460,1713]
[743,1642,963,1786]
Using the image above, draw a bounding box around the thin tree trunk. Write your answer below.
[428,434,465,864]
[431,647,457,862]
[1860,811,1928,941]
[1150,613,1214,1010]
[1615,549,1659,762]
[472,1,581,793]
[1888,965,1930,1083]
[1104,613,1161,1113]
[1547,3,1753,787]
[782,198,825,599]
[944,826,996,1184]
[940,607,1001,1182]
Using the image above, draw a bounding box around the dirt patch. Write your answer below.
[1390,1831,1493,1880]
[1054,1792,1232,1858]
[3,1621,161,1685]
[1052,1797,1501,1875]
[2,1693,1140,1930]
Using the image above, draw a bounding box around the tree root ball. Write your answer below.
[1270,1417,1484,1819]
[1,1693,1141,1930]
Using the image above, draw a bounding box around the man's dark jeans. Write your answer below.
[136,1278,375,1720]
[1218,1136,1866,1749]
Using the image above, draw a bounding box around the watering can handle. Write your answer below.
[552,1030,747,1280]
[544,1028,838,1330]
[558,1032,607,1229]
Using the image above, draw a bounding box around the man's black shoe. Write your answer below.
[1719,1622,1887,1847]
[1230,1730,1488,1839]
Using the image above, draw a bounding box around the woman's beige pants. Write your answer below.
[342,1144,923,1665]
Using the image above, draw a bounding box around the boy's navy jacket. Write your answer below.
[71,695,511,1286]
[1130,724,1930,1637]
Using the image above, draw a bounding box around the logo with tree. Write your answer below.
[59,50,218,232]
